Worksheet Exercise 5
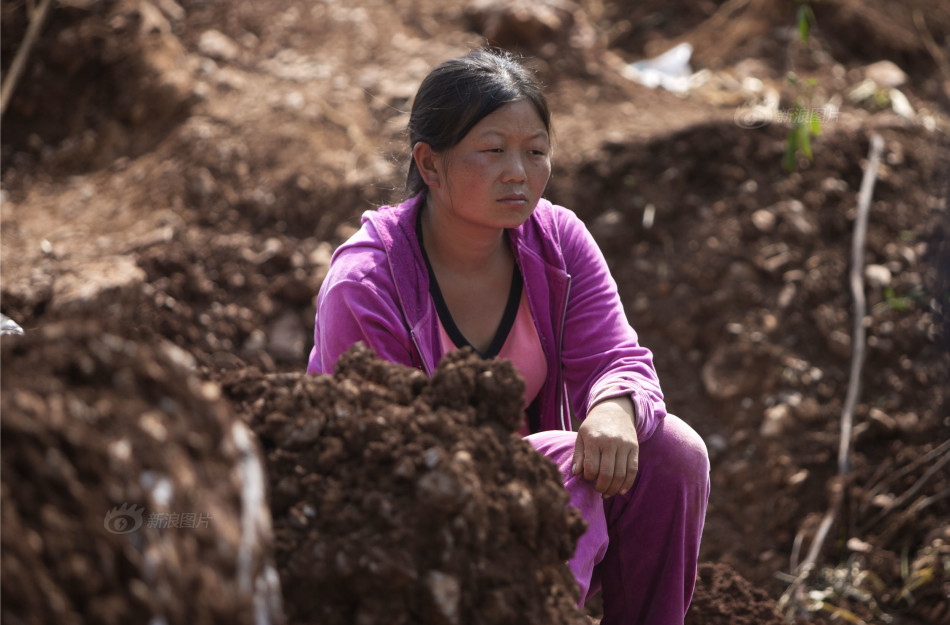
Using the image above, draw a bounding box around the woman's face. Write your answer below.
[428,99,552,231]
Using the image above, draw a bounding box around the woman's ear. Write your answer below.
[412,142,442,189]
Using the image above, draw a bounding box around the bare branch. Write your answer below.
[1,0,57,119]
[914,10,950,82]
[862,448,950,533]
[863,439,950,509]
[779,133,885,620]
[878,487,950,546]
[839,133,884,476]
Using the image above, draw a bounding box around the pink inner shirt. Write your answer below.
[437,289,547,435]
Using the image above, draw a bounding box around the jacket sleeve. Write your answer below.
[554,207,666,441]
[307,265,416,375]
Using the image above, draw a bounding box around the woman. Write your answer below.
[307,48,709,625]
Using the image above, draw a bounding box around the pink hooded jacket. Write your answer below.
[307,193,666,440]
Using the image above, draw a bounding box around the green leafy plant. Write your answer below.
[796,0,817,42]
[784,1,823,172]
[874,285,929,314]
[784,75,824,172]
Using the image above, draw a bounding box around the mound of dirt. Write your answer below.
[0,320,282,625]
[550,117,950,609]
[685,562,789,625]
[0,0,196,175]
[598,0,950,104]
[222,345,588,625]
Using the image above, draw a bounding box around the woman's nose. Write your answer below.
[502,154,527,182]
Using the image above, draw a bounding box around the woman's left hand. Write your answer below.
[571,397,639,498]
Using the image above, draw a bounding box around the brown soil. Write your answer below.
[2,0,949,623]
[0,319,281,625]
[222,345,587,625]
[685,563,789,625]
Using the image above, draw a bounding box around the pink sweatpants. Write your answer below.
[526,414,710,625]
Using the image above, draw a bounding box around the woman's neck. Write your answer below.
[419,199,511,275]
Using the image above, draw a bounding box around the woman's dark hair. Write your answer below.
[406,48,551,197]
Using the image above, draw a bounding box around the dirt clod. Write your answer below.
[0,320,282,625]
[223,346,588,625]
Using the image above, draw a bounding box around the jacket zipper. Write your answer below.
[557,274,572,431]
[409,329,433,376]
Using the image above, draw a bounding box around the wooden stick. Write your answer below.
[914,10,950,82]
[779,133,884,619]
[839,133,884,475]
[0,0,56,119]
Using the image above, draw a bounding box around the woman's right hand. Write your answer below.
[571,397,639,498]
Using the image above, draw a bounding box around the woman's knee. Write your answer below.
[643,414,710,486]
[524,429,578,479]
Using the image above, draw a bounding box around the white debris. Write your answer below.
[1,313,24,336]
[622,43,696,93]
[888,88,915,119]
[864,264,892,288]
[863,60,907,88]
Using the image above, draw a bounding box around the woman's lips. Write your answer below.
[498,194,528,205]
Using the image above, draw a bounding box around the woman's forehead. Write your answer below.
[468,101,550,139]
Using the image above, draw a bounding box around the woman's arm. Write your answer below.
[555,206,666,440]
[554,206,665,496]
[308,275,416,375]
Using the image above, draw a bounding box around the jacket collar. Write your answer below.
[365,194,440,374]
